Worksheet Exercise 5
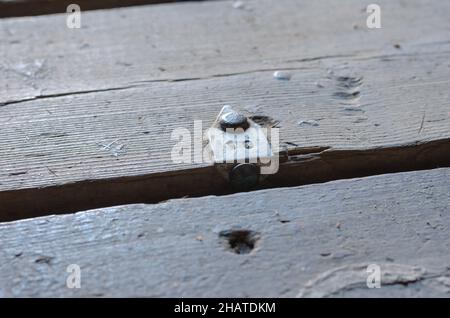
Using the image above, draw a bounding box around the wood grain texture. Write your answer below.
[1,48,450,220]
[0,168,449,297]
[0,0,178,18]
[1,0,450,104]
[1,0,450,219]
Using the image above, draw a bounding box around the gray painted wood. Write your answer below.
[1,0,450,219]
[1,0,450,104]
[0,168,449,297]
[1,46,450,219]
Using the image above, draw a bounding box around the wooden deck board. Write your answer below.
[1,46,450,220]
[2,0,450,104]
[1,0,450,220]
[1,168,449,297]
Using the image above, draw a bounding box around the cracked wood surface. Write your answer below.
[1,48,450,220]
[1,0,450,220]
[1,0,450,105]
[0,168,449,297]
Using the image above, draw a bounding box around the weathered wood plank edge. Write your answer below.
[0,0,179,18]
[1,168,449,297]
[1,49,449,220]
[1,49,448,108]
[1,137,449,222]
[2,0,450,221]
[2,0,450,104]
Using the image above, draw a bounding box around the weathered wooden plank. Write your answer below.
[1,0,450,220]
[1,0,450,104]
[1,168,449,297]
[1,48,450,220]
[0,0,178,18]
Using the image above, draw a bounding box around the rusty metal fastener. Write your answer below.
[208,105,274,191]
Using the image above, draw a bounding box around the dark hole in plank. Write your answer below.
[1,138,450,222]
[219,229,260,254]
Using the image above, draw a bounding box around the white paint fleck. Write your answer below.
[12,59,46,78]
[232,1,245,9]
[273,71,292,80]
[298,119,319,127]
[97,139,126,157]
[316,81,325,88]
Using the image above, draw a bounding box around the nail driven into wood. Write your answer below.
[229,163,260,191]
[208,106,275,191]
[219,111,249,131]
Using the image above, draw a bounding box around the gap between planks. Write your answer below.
[1,0,450,221]
[1,52,450,220]
[1,139,450,222]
